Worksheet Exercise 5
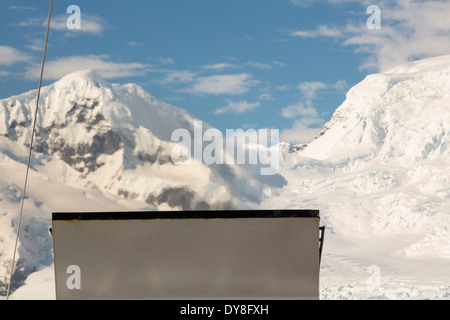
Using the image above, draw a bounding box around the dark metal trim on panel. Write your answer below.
[52,209,320,221]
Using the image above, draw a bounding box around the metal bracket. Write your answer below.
[319,226,325,266]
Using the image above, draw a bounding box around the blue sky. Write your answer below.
[1,0,450,144]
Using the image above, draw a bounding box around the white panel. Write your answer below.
[52,214,320,300]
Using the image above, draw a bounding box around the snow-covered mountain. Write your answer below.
[266,54,450,299]
[302,55,450,164]
[1,69,284,210]
[1,55,450,299]
[0,70,285,296]
[278,54,449,242]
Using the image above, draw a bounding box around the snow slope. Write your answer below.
[2,55,450,299]
[263,54,450,299]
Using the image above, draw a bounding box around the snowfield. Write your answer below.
[1,55,450,300]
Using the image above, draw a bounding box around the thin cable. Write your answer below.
[6,0,53,300]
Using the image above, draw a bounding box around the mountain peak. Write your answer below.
[301,54,450,164]
[384,54,450,76]
[55,69,111,89]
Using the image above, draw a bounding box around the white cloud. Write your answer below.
[289,0,450,71]
[281,101,318,119]
[12,18,41,27]
[290,25,344,38]
[332,79,347,90]
[297,81,328,100]
[14,14,107,36]
[201,60,284,72]
[159,70,196,84]
[297,80,347,99]
[52,14,106,35]
[290,0,371,7]
[280,101,323,144]
[259,93,274,101]
[0,71,10,80]
[25,38,45,52]
[157,68,260,97]
[277,84,292,92]
[9,6,38,11]
[289,0,315,8]
[158,57,175,65]
[191,73,259,95]
[280,118,324,145]
[346,0,450,71]
[280,78,347,144]
[24,55,150,80]
[127,41,143,47]
[215,100,261,115]
[247,61,273,70]
[280,98,324,145]
[272,61,287,67]
[201,63,236,70]
[0,46,31,66]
